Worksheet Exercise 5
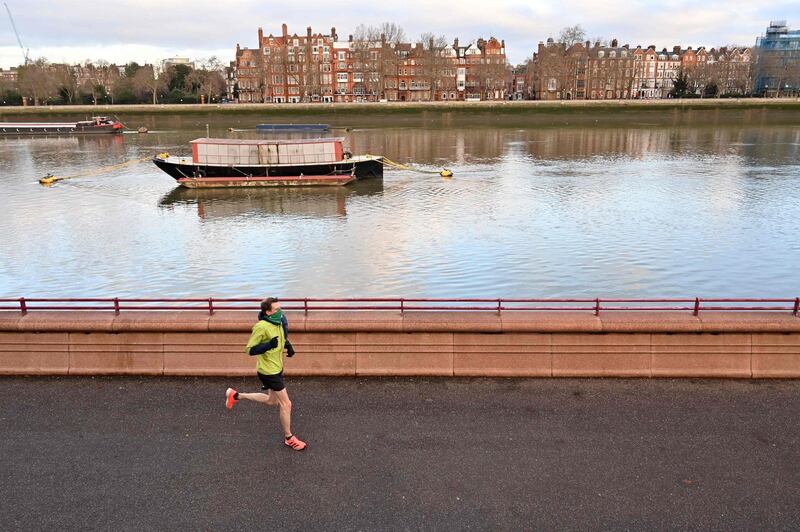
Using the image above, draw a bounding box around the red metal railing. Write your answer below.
[0,297,797,316]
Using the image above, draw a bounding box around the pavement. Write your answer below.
[1,376,799,530]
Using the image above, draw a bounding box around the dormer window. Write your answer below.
[598,51,605,58]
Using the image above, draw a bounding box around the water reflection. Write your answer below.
[158,179,384,220]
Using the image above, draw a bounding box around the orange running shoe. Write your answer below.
[225,387,238,410]
[284,435,307,451]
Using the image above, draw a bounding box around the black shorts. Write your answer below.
[257,371,285,392]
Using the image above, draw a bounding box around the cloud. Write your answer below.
[0,0,798,67]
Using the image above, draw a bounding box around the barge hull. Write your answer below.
[177,175,356,188]
[0,123,122,135]
[153,158,383,185]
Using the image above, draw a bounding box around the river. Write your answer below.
[1,114,798,299]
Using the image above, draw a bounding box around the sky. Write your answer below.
[1,0,798,69]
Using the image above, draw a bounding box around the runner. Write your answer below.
[225,297,306,451]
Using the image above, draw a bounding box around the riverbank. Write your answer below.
[1,97,800,117]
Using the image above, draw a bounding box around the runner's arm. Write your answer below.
[244,325,278,356]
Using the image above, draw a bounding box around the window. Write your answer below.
[293,39,299,47]
[273,75,283,84]
[337,73,348,82]
[547,78,557,91]
[338,51,346,61]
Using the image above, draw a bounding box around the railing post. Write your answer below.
[497,299,502,314]
[113,297,120,315]
[208,298,214,315]
[304,298,308,315]
[19,297,27,315]
[693,297,700,316]
[400,298,404,314]
[794,297,799,317]
[595,298,600,316]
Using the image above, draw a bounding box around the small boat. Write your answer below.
[152,137,383,188]
[0,116,123,135]
[256,123,330,132]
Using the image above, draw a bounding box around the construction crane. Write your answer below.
[4,2,29,65]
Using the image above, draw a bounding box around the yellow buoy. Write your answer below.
[440,169,453,178]
[39,174,58,185]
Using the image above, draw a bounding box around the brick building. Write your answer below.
[233,24,507,103]
[0,67,18,83]
[531,37,752,100]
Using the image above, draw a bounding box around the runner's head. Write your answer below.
[261,297,281,315]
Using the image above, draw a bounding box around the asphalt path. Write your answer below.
[1,377,799,530]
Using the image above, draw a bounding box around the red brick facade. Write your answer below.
[234,24,507,103]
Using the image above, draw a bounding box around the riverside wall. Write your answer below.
[1,311,799,378]
[1,98,800,117]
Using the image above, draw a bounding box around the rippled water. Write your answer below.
[1,117,799,298]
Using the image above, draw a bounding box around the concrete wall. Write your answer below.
[0,311,799,377]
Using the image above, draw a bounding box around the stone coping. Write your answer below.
[0,311,797,334]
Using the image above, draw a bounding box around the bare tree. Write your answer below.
[52,64,78,104]
[558,25,587,47]
[17,58,58,105]
[188,57,226,103]
[132,64,165,104]
[418,32,449,100]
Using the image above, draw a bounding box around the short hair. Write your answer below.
[261,297,279,312]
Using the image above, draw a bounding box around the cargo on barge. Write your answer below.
[152,137,383,188]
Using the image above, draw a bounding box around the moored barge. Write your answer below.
[152,137,383,188]
[0,116,123,135]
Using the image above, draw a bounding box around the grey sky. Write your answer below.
[1,0,798,68]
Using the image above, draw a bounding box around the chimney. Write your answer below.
[673,45,680,54]
[594,41,600,48]
[429,36,434,50]
[454,38,459,49]
[381,33,386,44]
[349,34,353,42]
[282,23,288,37]
[258,27,263,44]
[585,40,590,48]
[331,27,337,40]
[307,26,312,37]
[611,38,618,48]
[623,44,629,50]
